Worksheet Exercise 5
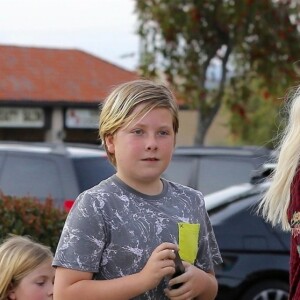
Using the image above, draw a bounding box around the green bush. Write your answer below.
[0,193,67,252]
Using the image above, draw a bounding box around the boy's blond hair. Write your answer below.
[99,79,179,166]
[0,235,53,300]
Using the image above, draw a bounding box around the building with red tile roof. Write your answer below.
[0,45,138,103]
[0,45,138,143]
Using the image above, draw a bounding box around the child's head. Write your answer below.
[0,235,54,300]
[99,79,179,166]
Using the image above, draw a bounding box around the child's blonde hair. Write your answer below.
[259,88,300,231]
[99,79,179,166]
[0,235,53,300]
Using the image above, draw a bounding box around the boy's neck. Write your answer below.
[115,174,163,196]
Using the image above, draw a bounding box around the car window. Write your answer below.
[209,194,258,221]
[72,157,116,192]
[197,157,253,195]
[0,154,63,200]
[163,157,196,186]
[0,153,5,170]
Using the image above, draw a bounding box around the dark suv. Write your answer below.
[205,173,290,300]
[0,142,115,211]
[164,146,271,195]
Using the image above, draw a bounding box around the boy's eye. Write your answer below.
[133,129,143,135]
[36,281,45,286]
[159,130,169,136]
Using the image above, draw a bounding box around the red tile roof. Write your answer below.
[0,45,138,104]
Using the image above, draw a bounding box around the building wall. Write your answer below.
[177,108,231,146]
[205,106,231,146]
[177,110,198,146]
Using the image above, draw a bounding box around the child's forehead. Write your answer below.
[130,101,169,113]
[130,103,172,119]
[125,105,173,127]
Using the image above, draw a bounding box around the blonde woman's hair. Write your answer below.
[0,235,53,300]
[99,79,179,166]
[259,88,300,231]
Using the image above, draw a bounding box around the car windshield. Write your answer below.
[72,157,116,192]
[204,183,254,211]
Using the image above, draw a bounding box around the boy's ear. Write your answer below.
[105,134,115,154]
[8,290,16,300]
[7,283,16,300]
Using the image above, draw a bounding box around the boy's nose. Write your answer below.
[146,144,158,150]
[146,136,158,150]
[48,284,54,296]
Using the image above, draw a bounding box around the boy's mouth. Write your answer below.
[142,157,159,161]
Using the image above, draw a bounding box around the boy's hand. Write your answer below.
[138,242,178,291]
[164,261,210,300]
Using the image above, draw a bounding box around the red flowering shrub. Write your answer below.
[0,193,67,252]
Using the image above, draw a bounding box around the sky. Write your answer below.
[0,0,139,71]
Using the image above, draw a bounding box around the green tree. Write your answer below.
[135,0,300,145]
[225,75,286,147]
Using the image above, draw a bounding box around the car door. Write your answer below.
[0,151,65,205]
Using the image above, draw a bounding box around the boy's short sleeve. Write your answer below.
[195,205,222,272]
[53,191,106,273]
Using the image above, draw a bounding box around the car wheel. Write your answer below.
[241,280,289,300]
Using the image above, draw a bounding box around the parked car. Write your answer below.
[164,146,272,195]
[0,142,116,211]
[205,172,290,300]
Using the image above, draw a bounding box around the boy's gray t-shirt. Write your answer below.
[53,175,222,299]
